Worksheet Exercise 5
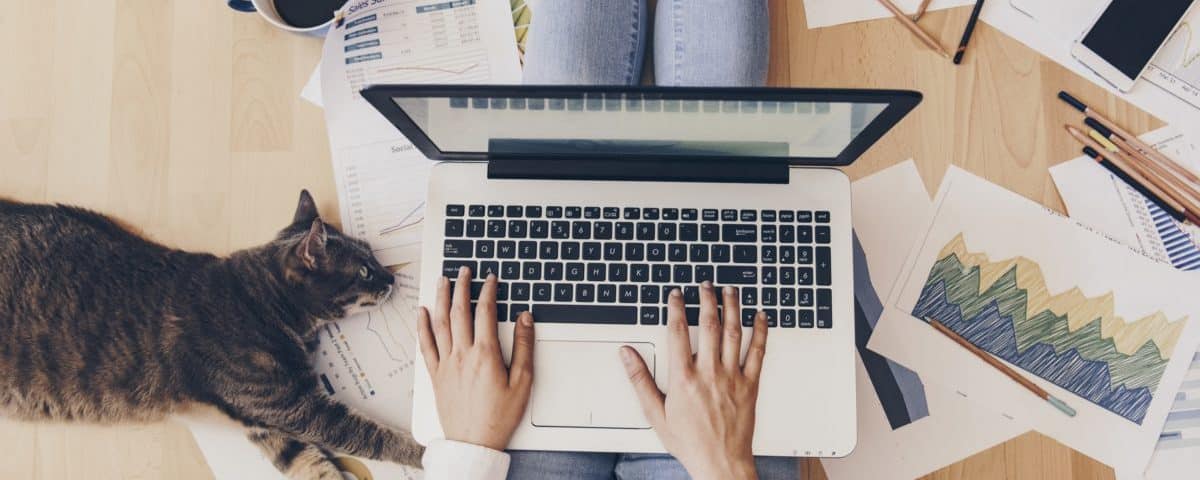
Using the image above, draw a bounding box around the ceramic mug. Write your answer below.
[226,0,342,37]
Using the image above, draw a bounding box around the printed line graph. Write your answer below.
[364,275,420,371]
[1148,15,1200,109]
[377,62,480,76]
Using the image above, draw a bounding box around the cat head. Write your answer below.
[277,190,395,319]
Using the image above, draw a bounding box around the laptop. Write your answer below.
[361,85,921,457]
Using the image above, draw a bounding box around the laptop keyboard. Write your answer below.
[441,204,834,329]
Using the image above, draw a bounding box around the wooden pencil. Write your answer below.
[1083,147,1187,222]
[927,319,1077,417]
[1085,118,1200,205]
[877,0,952,59]
[912,0,934,20]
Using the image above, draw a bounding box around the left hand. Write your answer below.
[417,267,535,451]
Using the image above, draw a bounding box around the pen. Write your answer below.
[953,0,985,64]
[1082,146,1187,222]
[1067,125,1199,225]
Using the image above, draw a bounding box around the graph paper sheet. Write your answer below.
[322,0,521,266]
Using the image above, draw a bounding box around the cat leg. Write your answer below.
[247,427,344,480]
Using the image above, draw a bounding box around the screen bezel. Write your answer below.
[1073,0,1197,92]
[360,85,921,167]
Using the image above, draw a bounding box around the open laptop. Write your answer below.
[361,86,921,457]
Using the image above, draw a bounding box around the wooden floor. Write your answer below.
[0,0,1160,478]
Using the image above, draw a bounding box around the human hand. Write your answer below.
[417,267,534,451]
[621,282,767,480]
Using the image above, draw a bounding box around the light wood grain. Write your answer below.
[0,0,1160,478]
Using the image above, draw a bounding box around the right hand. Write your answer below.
[620,282,769,480]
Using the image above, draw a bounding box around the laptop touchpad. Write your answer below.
[531,341,655,429]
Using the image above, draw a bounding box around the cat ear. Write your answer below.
[293,189,320,225]
[297,219,328,270]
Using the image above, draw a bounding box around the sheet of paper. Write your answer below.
[185,264,424,479]
[1050,127,1200,271]
[868,166,1200,476]
[801,0,974,29]
[821,161,1030,480]
[301,62,322,108]
[322,0,522,267]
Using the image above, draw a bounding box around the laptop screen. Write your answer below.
[362,86,921,165]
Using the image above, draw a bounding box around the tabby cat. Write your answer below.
[0,191,423,479]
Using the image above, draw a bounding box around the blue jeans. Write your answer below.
[514,3,784,477]
[523,0,769,86]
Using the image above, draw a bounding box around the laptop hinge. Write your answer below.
[487,158,790,184]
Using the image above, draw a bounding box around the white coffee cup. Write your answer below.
[226,0,345,37]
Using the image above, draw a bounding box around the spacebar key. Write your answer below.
[532,304,638,325]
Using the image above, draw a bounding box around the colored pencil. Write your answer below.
[1085,118,1200,206]
[927,319,1077,417]
[1083,147,1187,222]
[1067,125,1200,225]
[912,0,934,20]
[877,0,952,59]
[953,0,985,64]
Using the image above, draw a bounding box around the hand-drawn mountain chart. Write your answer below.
[911,234,1189,424]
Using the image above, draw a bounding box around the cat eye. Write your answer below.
[358,265,373,281]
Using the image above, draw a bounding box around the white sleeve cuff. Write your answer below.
[421,439,511,480]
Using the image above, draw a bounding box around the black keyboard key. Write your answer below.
[468,205,486,217]
[529,220,549,238]
[740,210,756,222]
[626,243,645,261]
[539,242,559,260]
[762,287,777,306]
[604,243,622,261]
[679,224,698,241]
[742,308,757,327]
[723,224,757,243]
[779,210,795,222]
[815,211,831,223]
[817,289,832,328]
[669,244,687,262]
[636,222,655,240]
[798,211,813,223]
[582,242,602,260]
[780,289,795,306]
[652,265,671,283]
[640,307,660,325]
[487,220,506,238]
[641,285,659,303]
[466,220,486,238]
[780,268,795,285]
[511,282,531,301]
[685,307,702,326]
[497,241,517,259]
[551,221,570,239]
[599,284,617,303]
[702,209,719,221]
[594,222,613,240]
[624,207,641,220]
[798,247,812,264]
[562,242,581,260]
[681,208,698,221]
[761,210,777,222]
[506,206,523,218]
[817,247,831,285]
[544,262,564,281]
[565,207,582,218]
[576,284,595,302]
[609,263,628,282]
[764,309,778,327]
[761,225,776,242]
[510,304,532,322]
[603,207,620,219]
[479,261,500,279]
[518,241,537,259]
[816,226,831,244]
[721,209,738,221]
[631,264,650,282]
[798,267,814,286]
[620,285,639,303]
[658,223,677,241]
[584,207,601,219]
[444,240,472,258]
[447,205,466,217]
[780,225,794,243]
[689,244,709,262]
[587,263,606,281]
[546,206,563,218]
[734,246,757,263]
[554,283,573,302]
[780,246,794,264]
[712,245,731,263]
[701,224,720,242]
[501,262,521,279]
[717,266,758,284]
[800,310,815,328]
[673,265,693,283]
[474,240,495,258]
[470,281,484,299]
[647,243,667,261]
[780,309,797,328]
[487,205,504,217]
[508,220,528,238]
[526,206,543,218]
[798,225,814,243]
[695,265,714,283]
[762,267,777,285]
[442,260,476,277]
[643,208,660,220]
[522,262,542,280]
[682,286,701,305]
[741,288,757,306]
[496,303,508,322]
[798,288,814,307]
[762,246,777,263]
[616,222,635,240]
[566,263,585,281]
[572,221,592,239]
[662,208,679,220]
[534,304,637,325]
[445,219,465,237]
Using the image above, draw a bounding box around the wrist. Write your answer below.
[687,455,757,480]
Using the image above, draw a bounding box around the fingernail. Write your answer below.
[487,273,497,281]
[671,288,682,298]
[723,286,734,295]
[459,266,470,276]
[701,281,713,290]
[619,347,636,365]
[520,312,533,326]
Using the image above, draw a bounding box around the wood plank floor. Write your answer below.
[0,0,1160,478]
